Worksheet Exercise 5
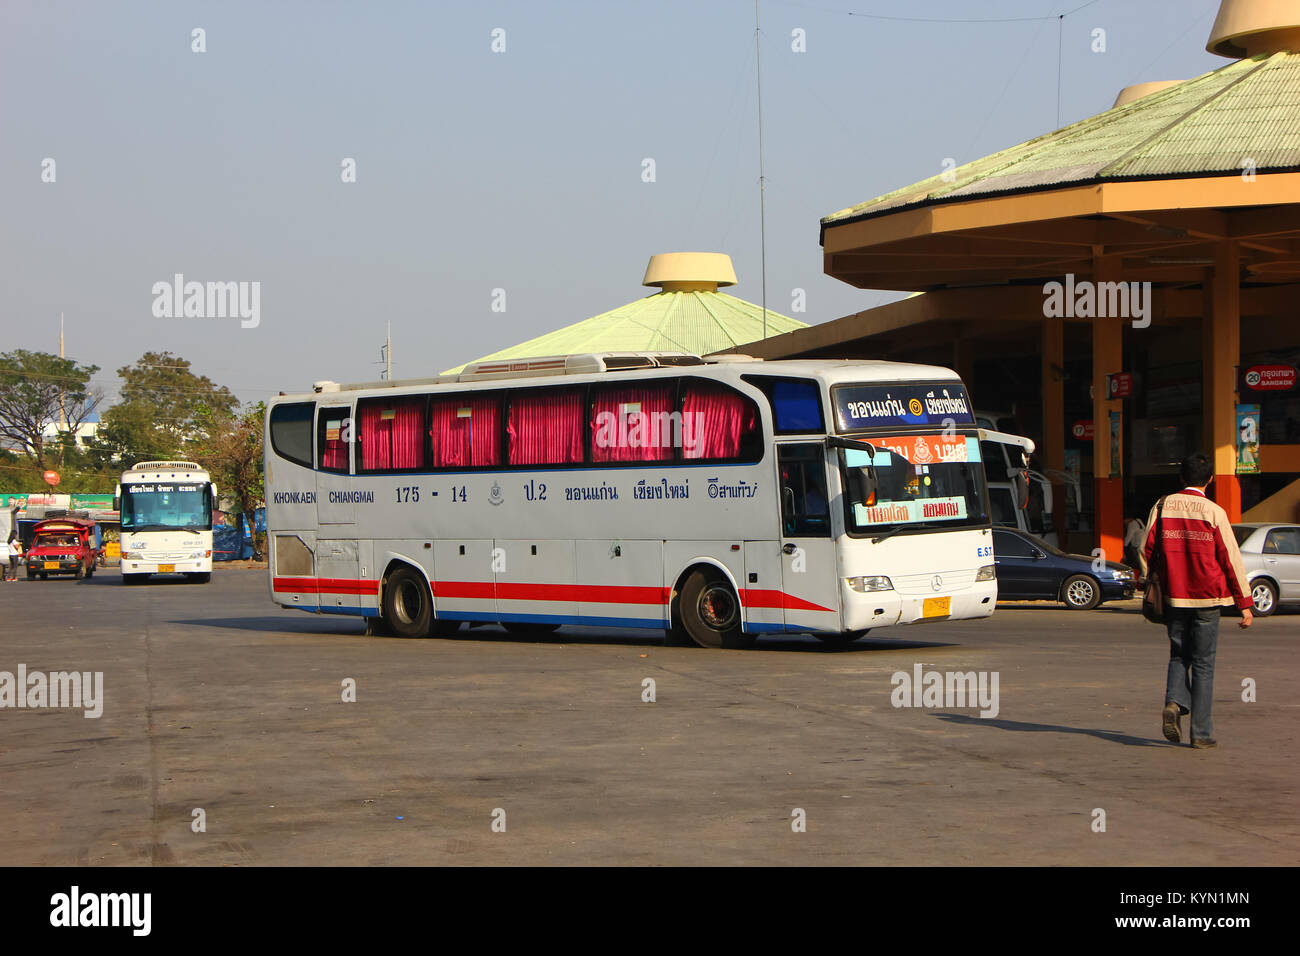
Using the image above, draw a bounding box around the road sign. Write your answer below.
[1244,365,1296,391]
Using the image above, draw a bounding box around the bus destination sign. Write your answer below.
[835,384,974,431]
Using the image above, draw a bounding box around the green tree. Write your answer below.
[0,350,101,471]
[192,402,266,556]
[90,352,237,468]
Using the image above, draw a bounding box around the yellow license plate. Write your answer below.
[44,561,59,570]
[158,564,175,573]
[923,596,951,618]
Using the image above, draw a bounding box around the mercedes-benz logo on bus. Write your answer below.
[931,574,943,591]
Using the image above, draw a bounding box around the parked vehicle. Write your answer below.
[116,461,215,583]
[992,526,1135,609]
[25,518,101,580]
[1232,523,1300,616]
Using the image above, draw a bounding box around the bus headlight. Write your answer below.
[121,550,142,560]
[189,550,209,559]
[846,575,893,593]
[975,565,997,582]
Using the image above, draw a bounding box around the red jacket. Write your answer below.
[1141,488,1251,610]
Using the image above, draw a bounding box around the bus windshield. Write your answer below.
[841,434,988,535]
[121,482,212,532]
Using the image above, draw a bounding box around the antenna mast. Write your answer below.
[755,0,768,340]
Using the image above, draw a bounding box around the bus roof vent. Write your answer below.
[454,352,704,382]
[130,461,201,471]
[706,354,760,364]
[313,380,341,393]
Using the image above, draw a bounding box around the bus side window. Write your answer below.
[269,402,314,468]
[318,407,352,473]
[778,444,830,538]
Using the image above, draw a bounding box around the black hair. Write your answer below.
[1180,452,1214,488]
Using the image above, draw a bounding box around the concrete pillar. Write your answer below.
[1204,241,1243,520]
[1092,256,1124,562]
[1041,319,1067,542]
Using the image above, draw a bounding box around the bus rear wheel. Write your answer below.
[383,566,432,638]
[677,570,753,649]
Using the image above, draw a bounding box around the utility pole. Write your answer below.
[755,0,768,341]
[386,321,392,381]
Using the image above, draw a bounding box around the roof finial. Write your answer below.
[643,253,738,292]
[1208,0,1300,57]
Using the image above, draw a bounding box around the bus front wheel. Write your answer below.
[383,566,432,638]
[186,572,211,583]
[677,570,753,649]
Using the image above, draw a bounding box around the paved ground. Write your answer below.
[1,568,1296,866]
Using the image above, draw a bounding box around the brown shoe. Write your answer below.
[1191,738,1218,749]
[1162,702,1182,743]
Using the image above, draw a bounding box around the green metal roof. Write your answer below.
[444,291,807,374]
[823,51,1300,231]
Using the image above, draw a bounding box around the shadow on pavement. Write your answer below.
[172,616,959,652]
[934,712,1170,747]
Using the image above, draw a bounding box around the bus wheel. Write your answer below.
[679,570,753,649]
[503,622,560,635]
[383,566,432,638]
[816,629,869,648]
[186,572,211,583]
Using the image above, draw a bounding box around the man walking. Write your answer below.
[1141,452,1253,749]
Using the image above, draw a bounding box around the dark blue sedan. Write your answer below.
[992,527,1136,610]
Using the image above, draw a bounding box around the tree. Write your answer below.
[192,402,265,557]
[0,350,101,471]
[89,352,237,468]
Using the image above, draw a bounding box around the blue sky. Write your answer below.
[1,0,1229,405]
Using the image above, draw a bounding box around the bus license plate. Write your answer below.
[923,597,951,618]
[158,564,175,573]
[44,561,59,570]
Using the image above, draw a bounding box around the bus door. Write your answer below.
[314,404,360,610]
[775,443,841,632]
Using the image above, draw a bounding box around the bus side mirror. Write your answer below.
[1014,471,1030,510]
[848,465,877,508]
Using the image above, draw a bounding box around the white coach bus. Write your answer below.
[116,461,216,583]
[264,353,998,648]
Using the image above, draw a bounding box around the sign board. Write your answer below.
[834,383,974,431]
[1243,365,1296,391]
[1107,372,1133,398]
[1237,404,1261,474]
[1071,420,1095,441]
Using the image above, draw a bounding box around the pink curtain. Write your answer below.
[430,396,499,467]
[509,389,583,465]
[682,384,757,459]
[591,383,675,462]
[359,398,426,471]
[320,433,348,470]
[358,403,389,471]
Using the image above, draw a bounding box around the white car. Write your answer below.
[1232,523,1300,616]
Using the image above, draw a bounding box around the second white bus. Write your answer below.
[263,353,998,647]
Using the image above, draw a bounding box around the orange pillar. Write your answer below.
[1042,318,1066,542]
[1204,241,1243,520]
[1092,257,1124,562]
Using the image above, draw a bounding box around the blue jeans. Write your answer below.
[1165,607,1220,740]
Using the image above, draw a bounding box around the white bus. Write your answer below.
[263,353,998,648]
[116,461,216,583]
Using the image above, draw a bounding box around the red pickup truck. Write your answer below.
[26,518,101,580]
